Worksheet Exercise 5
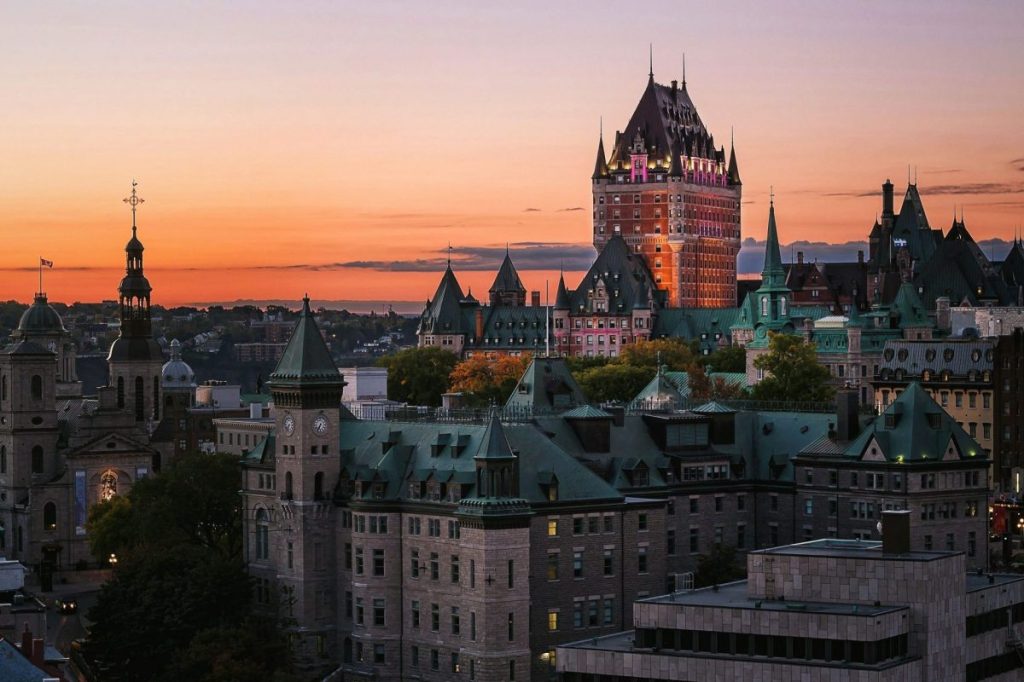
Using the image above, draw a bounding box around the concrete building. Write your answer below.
[558,513,1024,681]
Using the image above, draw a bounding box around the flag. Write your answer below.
[40,258,53,268]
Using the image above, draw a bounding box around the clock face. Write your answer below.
[282,415,295,436]
[313,415,329,436]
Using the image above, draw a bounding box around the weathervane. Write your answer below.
[123,179,145,231]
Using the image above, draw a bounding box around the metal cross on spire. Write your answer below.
[123,179,145,231]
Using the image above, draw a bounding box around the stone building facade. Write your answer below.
[558,513,1024,681]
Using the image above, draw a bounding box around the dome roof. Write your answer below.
[18,294,65,334]
[161,339,195,390]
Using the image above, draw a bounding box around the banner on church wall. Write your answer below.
[75,470,87,536]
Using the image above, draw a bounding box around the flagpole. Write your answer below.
[38,258,42,296]
[545,279,550,358]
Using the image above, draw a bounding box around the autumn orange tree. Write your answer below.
[449,353,532,407]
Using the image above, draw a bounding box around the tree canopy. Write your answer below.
[700,344,746,373]
[752,333,834,403]
[376,346,458,406]
[618,337,697,372]
[83,453,295,682]
[576,363,652,403]
[448,353,531,407]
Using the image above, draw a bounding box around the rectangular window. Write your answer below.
[355,597,364,625]
[638,546,648,574]
[547,519,558,536]
[411,645,419,667]
[374,644,385,664]
[431,649,439,671]
[470,559,475,588]
[689,497,699,513]
[689,527,699,553]
[373,549,385,576]
[603,548,614,575]
[430,552,439,580]
[547,610,559,631]
[451,606,460,635]
[573,551,583,578]
[714,496,723,512]
[667,529,676,555]
[638,513,649,531]
[737,524,746,548]
[450,554,460,583]
[547,552,559,580]
[573,517,584,534]
[354,547,364,575]
[508,559,514,588]
[373,598,385,627]
[411,600,420,628]
[431,603,439,631]
[603,598,614,625]
[508,613,514,641]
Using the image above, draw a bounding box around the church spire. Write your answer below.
[727,128,741,185]
[648,43,654,82]
[761,189,786,289]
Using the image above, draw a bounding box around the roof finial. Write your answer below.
[122,179,145,233]
[907,164,911,186]
[730,125,734,149]
[447,242,452,267]
[649,43,654,80]
[506,242,510,256]
[599,115,603,139]
[770,185,774,206]
[682,52,686,88]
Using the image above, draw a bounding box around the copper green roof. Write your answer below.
[268,297,341,385]
[475,410,517,461]
[759,200,787,291]
[505,356,587,412]
[561,405,612,419]
[843,382,984,462]
[890,282,931,329]
[690,400,736,414]
[17,294,65,334]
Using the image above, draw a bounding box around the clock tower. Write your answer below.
[266,296,345,668]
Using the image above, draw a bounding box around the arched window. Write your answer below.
[255,508,269,560]
[314,472,324,501]
[100,470,118,501]
[760,296,769,317]
[780,296,788,317]
[134,376,145,422]
[285,472,293,500]
[31,375,43,401]
[43,502,56,531]
[31,446,43,474]
[117,377,125,408]
[153,376,160,420]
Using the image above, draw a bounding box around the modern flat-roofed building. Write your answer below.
[558,512,1024,682]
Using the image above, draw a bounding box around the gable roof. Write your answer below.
[505,356,587,413]
[843,382,984,463]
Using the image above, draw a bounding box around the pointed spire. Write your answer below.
[727,128,741,186]
[269,296,341,385]
[761,189,786,289]
[592,121,610,180]
[649,43,654,81]
[554,271,571,310]
[682,52,686,89]
[475,407,516,461]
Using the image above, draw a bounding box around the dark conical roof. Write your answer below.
[592,134,609,180]
[489,251,525,295]
[420,265,467,334]
[945,218,974,243]
[18,294,65,334]
[554,273,571,310]
[475,409,516,461]
[760,200,786,289]
[269,297,341,385]
[727,144,741,185]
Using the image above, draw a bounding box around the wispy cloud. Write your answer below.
[523,207,541,212]
[338,242,594,272]
[556,207,584,212]
[1012,158,1024,172]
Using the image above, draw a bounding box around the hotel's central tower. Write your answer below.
[593,69,742,308]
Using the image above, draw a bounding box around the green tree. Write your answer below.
[752,333,835,403]
[687,366,748,402]
[577,364,651,403]
[701,344,746,373]
[85,495,136,561]
[160,620,300,682]
[619,337,696,372]
[377,346,458,406]
[565,355,611,374]
[693,544,746,588]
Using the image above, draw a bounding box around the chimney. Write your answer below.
[32,637,44,666]
[857,250,864,265]
[97,385,117,411]
[797,251,804,265]
[836,388,859,442]
[249,402,262,420]
[882,179,894,225]
[474,308,484,340]
[531,291,541,307]
[21,623,32,658]
[881,510,911,554]
[935,297,951,331]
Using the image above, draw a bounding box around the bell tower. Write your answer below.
[107,181,164,425]
[267,296,345,669]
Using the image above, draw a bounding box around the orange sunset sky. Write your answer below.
[2,1,1023,309]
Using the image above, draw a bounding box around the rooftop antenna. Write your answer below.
[770,185,774,206]
[447,243,452,267]
[649,44,654,80]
